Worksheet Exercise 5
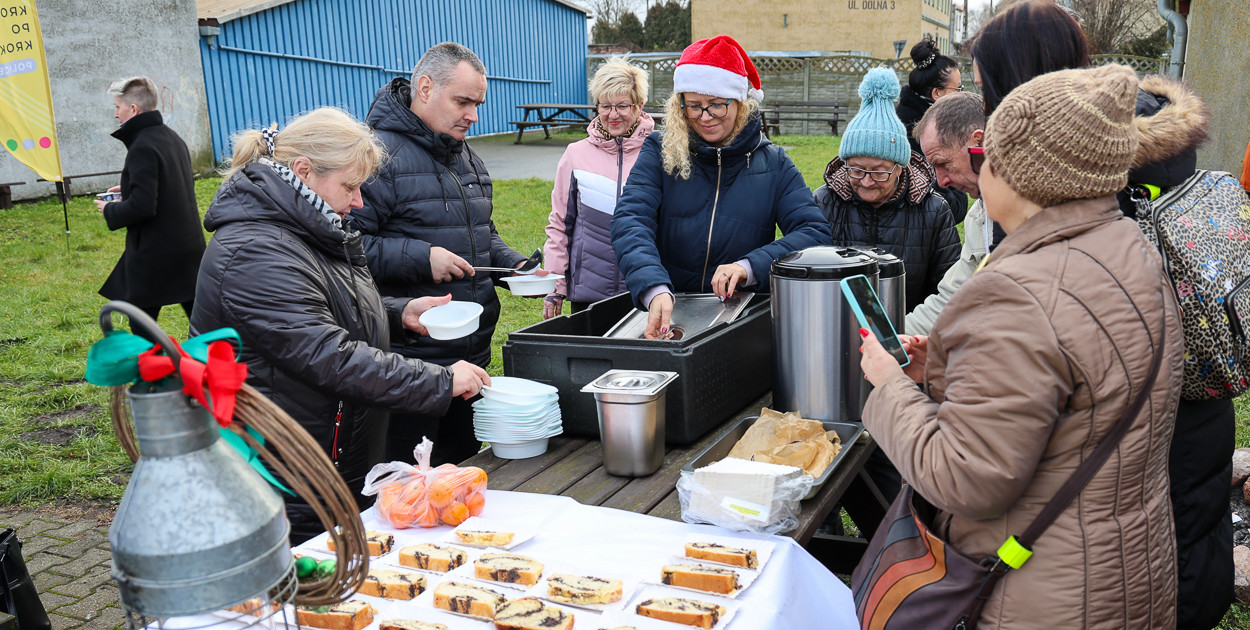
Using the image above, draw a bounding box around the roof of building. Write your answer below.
[197,0,588,24]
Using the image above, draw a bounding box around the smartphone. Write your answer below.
[841,274,910,367]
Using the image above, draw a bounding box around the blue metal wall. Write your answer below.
[199,0,587,163]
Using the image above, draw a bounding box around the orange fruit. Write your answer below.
[440,501,469,526]
[427,478,454,508]
[464,491,485,517]
[414,501,440,528]
[378,483,417,528]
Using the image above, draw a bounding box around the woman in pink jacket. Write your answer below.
[542,57,656,318]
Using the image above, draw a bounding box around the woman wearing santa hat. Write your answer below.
[611,35,831,339]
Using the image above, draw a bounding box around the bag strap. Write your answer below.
[1016,323,1167,551]
[0,529,16,616]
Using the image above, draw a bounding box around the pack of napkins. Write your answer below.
[677,457,813,535]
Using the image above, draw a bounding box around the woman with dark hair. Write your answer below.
[970,0,1090,115]
[896,35,961,154]
[897,36,968,224]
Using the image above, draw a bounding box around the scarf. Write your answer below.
[594,116,642,140]
[262,158,343,231]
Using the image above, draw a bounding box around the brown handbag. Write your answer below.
[851,336,1165,630]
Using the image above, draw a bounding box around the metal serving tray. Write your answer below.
[681,415,864,500]
[603,292,754,340]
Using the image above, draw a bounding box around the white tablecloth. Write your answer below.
[324,489,859,630]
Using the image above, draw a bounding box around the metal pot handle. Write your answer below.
[99,300,182,375]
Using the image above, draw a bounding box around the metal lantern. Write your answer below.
[100,303,296,628]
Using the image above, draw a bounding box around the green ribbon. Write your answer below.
[84,328,291,495]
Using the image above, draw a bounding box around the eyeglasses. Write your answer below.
[941,84,964,93]
[968,146,986,175]
[682,100,731,119]
[846,165,899,182]
[597,103,638,115]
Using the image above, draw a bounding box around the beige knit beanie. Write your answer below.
[983,64,1139,208]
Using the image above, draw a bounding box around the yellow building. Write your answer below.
[691,0,955,60]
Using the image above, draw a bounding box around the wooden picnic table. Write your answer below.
[511,103,596,144]
[462,392,888,574]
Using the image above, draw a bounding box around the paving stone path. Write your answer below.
[0,507,125,630]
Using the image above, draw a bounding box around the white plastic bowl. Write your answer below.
[419,301,484,340]
[480,376,559,405]
[500,273,564,297]
[490,438,549,459]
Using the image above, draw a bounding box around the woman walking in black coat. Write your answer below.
[191,107,490,543]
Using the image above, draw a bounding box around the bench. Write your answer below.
[763,100,849,138]
[508,118,593,143]
[0,181,23,209]
[36,171,124,203]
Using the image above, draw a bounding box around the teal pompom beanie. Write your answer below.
[838,67,911,165]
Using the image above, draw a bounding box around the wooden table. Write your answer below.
[462,393,888,574]
[511,103,596,144]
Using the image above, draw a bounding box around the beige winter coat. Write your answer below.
[864,197,1182,629]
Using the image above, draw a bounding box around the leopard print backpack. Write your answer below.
[1133,169,1250,400]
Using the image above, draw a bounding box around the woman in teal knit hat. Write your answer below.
[814,67,959,313]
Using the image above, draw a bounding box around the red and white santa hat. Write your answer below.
[673,35,764,103]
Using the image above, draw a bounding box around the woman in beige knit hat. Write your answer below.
[855,64,1182,629]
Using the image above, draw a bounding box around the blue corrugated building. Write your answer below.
[196,0,589,163]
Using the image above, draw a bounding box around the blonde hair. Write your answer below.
[589,57,649,106]
[223,107,386,185]
[660,93,758,180]
[108,76,159,112]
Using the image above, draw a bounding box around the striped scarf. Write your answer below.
[262,158,343,231]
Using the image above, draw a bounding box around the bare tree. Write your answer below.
[584,0,643,25]
[1071,0,1157,54]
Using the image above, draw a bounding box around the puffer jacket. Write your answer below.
[191,163,454,543]
[611,115,832,309]
[814,152,960,312]
[895,86,930,155]
[1116,75,1232,630]
[544,114,655,302]
[356,78,526,368]
[864,197,1182,629]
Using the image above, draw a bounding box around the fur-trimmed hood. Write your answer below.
[1130,76,1209,186]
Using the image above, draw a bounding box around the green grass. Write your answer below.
[2,137,1249,626]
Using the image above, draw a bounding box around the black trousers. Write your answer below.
[138,300,194,322]
[384,396,481,466]
[1172,397,1235,630]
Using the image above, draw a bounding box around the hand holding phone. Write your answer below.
[841,274,909,367]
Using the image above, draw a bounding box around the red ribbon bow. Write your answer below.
[137,338,249,427]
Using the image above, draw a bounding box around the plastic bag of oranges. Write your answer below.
[361,437,488,528]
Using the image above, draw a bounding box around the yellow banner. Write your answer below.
[0,1,61,182]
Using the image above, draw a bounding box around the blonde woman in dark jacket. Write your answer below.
[192,107,489,543]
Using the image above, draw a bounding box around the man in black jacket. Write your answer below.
[357,42,529,465]
[95,76,204,321]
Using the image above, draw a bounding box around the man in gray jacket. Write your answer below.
[904,92,991,335]
[356,42,527,465]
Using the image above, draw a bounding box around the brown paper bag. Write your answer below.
[725,408,841,477]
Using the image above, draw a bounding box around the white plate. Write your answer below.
[480,376,559,403]
[443,517,537,551]
[679,533,776,573]
[611,584,739,630]
[500,273,564,297]
[641,556,759,599]
[532,562,639,613]
[446,549,544,593]
[418,301,484,340]
[372,541,482,576]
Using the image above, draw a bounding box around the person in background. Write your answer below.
[859,64,1180,629]
[814,67,959,314]
[355,42,527,466]
[1115,74,1232,630]
[94,76,205,322]
[896,35,967,224]
[192,108,484,543]
[904,92,987,336]
[542,58,655,318]
[611,35,830,339]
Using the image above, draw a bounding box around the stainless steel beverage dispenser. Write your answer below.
[770,247,879,422]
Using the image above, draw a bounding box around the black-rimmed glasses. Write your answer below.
[682,100,731,119]
[968,146,986,175]
[597,103,638,115]
[847,165,899,182]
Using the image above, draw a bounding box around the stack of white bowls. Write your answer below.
[472,376,563,459]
